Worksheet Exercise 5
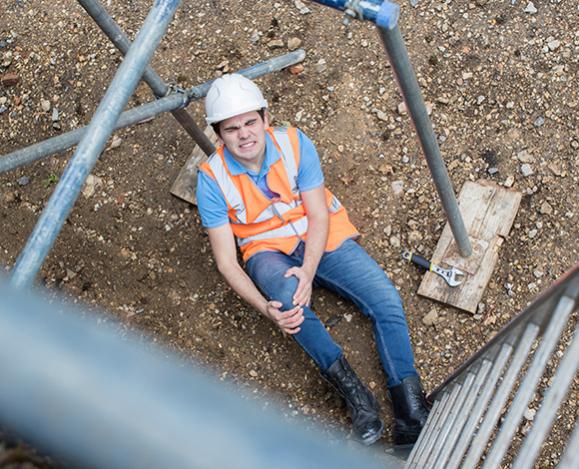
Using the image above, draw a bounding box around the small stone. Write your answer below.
[397,102,407,115]
[51,107,59,122]
[539,201,553,215]
[524,407,536,421]
[40,99,51,112]
[477,302,486,314]
[462,72,473,80]
[294,0,311,14]
[289,64,304,75]
[0,72,20,86]
[436,96,450,105]
[344,313,353,323]
[250,31,260,44]
[4,191,16,203]
[391,180,404,196]
[516,150,535,163]
[533,116,545,127]
[524,2,537,14]
[82,174,103,198]
[506,101,515,109]
[487,167,499,175]
[533,269,544,278]
[287,37,302,51]
[369,381,377,390]
[547,39,560,51]
[17,176,30,186]
[476,95,485,105]
[267,39,284,49]
[520,164,534,177]
[504,175,515,188]
[109,136,122,149]
[528,229,538,239]
[389,236,401,248]
[422,309,439,326]
[0,105,7,114]
[314,59,327,74]
[408,230,423,242]
[249,370,258,378]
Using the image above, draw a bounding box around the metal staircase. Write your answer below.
[406,264,578,468]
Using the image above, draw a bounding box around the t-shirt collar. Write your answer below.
[223,131,280,177]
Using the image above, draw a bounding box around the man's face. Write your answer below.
[218,110,269,171]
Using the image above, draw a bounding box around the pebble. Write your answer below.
[249,370,258,378]
[533,269,544,278]
[539,201,553,215]
[422,309,439,326]
[487,167,499,175]
[533,116,545,127]
[314,58,327,74]
[397,102,407,115]
[17,176,30,186]
[1,72,20,86]
[524,2,537,14]
[516,150,535,163]
[109,136,122,150]
[51,107,59,122]
[547,39,560,51]
[289,64,304,75]
[476,95,485,105]
[287,37,302,51]
[268,39,284,49]
[0,105,7,114]
[82,174,103,198]
[528,229,538,239]
[521,164,534,177]
[40,99,51,112]
[504,175,515,187]
[294,0,311,14]
[391,180,404,196]
[389,235,401,248]
[524,407,536,421]
[250,31,260,44]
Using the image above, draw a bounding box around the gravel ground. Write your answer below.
[0,0,577,467]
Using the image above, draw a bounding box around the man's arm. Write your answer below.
[207,223,304,334]
[285,185,329,307]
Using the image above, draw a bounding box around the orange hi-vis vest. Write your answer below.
[199,127,359,261]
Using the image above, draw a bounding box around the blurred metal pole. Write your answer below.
[0,50,306,173]
[377,24,472,257]
[9,0,181,289]
[77,0,215,156]
[0,282,395,469]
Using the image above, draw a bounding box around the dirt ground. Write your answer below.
[0,0,577,467]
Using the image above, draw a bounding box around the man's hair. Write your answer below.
[211,108,266,138]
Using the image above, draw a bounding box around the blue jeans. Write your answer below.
[246,239,418,387]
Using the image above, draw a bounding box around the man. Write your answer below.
[196,73,429,446]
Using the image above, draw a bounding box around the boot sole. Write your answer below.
[359,420,385,446]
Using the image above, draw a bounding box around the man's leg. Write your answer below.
[311,239,417,387]
[310,239,430,445]
[246,248,383,445]
[246,249,342,370]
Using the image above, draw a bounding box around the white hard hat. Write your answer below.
[205,73,268,125]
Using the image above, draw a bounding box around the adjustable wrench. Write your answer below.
[402,250,465,287]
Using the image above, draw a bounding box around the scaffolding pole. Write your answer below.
[310,0,472,257]
[9,0,181,289]
[0,50,305,174]
[77,0,215,156]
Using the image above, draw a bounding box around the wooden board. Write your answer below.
[170,125,219,205]
[417,180,522,313]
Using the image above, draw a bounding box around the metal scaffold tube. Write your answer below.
[77,0,215,156]
[377,24,472,257]
[0,50,306,174]
[9,0,182,289]
[309,1,471,256]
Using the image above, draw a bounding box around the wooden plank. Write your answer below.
[170,125,219,205]
[417,180,522,313]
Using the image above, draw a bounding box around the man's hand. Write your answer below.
[284,266,314,307]
[265,300,304,335]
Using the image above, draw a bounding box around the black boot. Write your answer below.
[322,356,384,445]
[388,375,431,446]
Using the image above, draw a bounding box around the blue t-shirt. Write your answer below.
[196,129,324,228]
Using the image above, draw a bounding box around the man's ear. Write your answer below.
[264,110,271,128]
